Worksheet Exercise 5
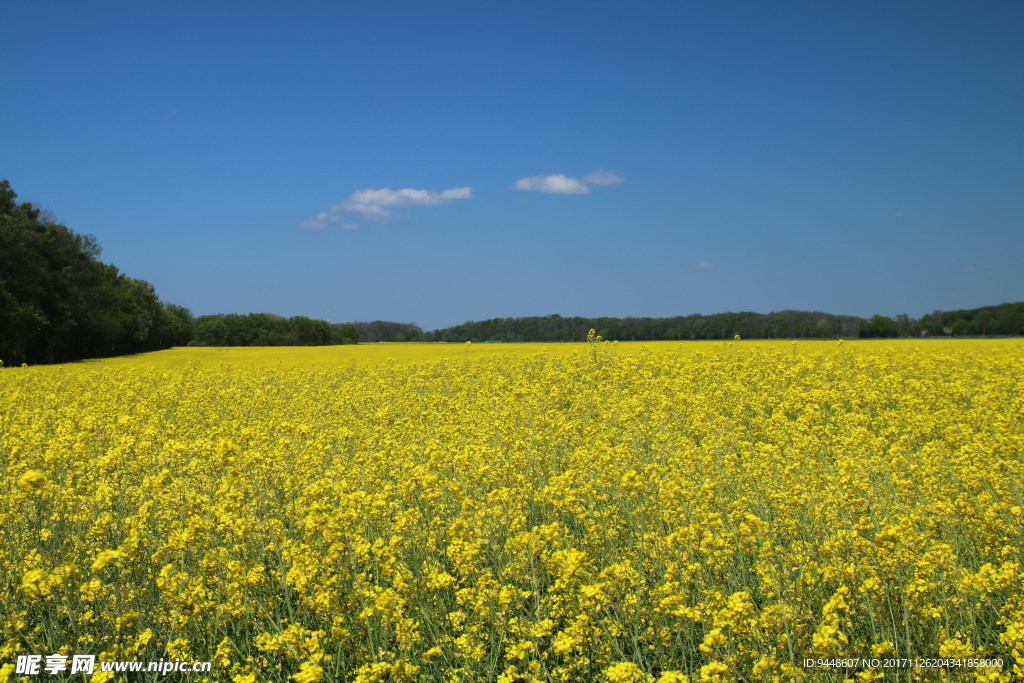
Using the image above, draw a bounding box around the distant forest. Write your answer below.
[349,303,1024,344]
[1,179,1021,366]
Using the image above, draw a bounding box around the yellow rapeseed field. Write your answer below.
[1,340,1022,682]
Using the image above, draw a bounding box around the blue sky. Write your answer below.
[4,1,1022,329]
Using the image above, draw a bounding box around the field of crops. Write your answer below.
[2,340,1022,682]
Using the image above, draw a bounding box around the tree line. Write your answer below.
[342,305,1024,343]
[191,314,358,347]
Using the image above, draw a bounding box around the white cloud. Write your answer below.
[512,170,624,194]
[301,185,472,228]
[513,174,591,194]
[695,262,713,269]
[300,210,334,230]
[343,186,473,218]
[583,170,625,186]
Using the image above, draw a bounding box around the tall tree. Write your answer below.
[0,180,196,365]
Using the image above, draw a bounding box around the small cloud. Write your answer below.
[300,210,333,230]
[895,211,905,217]
[301,185,472,228]
[513,174,590,194]
[695,261,713,269]
[512,170,625,194]
[583,170,625,186]
[963,265,977,272]
[343,186,473,219]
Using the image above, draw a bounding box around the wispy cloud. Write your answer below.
[301,210,338,230]
[512,170,624,194]
[513,173,590,194]
[302,186,472,228]
[583,170,625,186]
[695,262,713,269]
[344,187,472,218]
[963,265,996,278]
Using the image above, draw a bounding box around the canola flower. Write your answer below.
[0,340,1022,681]
[15,469,45,493]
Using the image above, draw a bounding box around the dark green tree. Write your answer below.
[0,179,196,365]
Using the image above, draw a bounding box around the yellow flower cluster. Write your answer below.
[1,340,1021,681]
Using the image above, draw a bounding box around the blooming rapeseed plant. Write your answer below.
[0,340,1020,680]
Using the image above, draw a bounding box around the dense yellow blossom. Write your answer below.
[1,340,1021,680]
